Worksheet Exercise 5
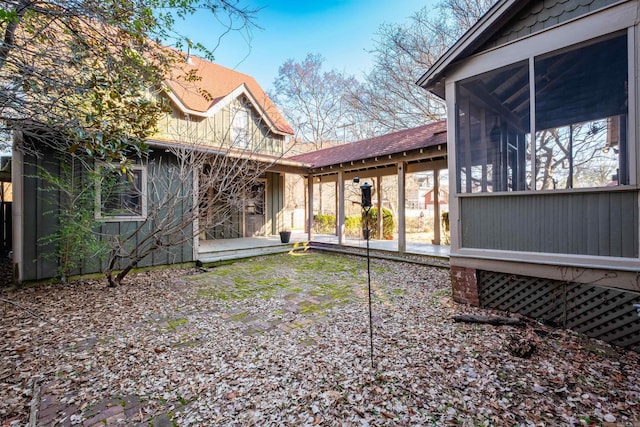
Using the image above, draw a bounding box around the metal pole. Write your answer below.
[359,181,374,369]
[365,206,374,369]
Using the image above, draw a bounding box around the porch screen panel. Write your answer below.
[456,61,530,193]
[534,34,628,190]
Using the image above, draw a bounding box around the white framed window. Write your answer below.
[231,107,250,149]
[95,162,147,221]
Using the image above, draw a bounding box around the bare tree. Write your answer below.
[95,107,280,287]
[1,0,258,162]
[534,120,620,190]
[349,0,495,134]
[271,53,363,149]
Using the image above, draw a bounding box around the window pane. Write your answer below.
[231,108,250,149]
[456,61,531,193]
[102,169,143,217]
[534,34,627,189]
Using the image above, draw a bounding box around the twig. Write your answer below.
[452,314,524,326]
[0,298,50,323]
[27,377,42,427]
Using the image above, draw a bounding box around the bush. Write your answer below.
[362,207,394,239]
[344,215,361,237]
[313,213,336,234]
[441,211,450,232]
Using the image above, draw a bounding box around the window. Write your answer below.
[455,33,628,193]
[96,163,147,220]
[231,107,250,149]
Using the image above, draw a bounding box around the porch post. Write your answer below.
[376,176,382,239]
[337,171,345,244]
[307,175,314,241]
[433,169,441,245]
[397,162,406,253]
[12,140,23,283]
[192,165,200,260]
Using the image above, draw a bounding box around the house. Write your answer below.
[422,187,449,209]
[418,0,640,351]
[12,55,296,282]
[152,55,295,242]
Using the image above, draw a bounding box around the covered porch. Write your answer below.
[197,122,451,264]
[198,230,449,264]
[294,121,450,254]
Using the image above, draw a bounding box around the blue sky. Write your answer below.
[172,0,434,92]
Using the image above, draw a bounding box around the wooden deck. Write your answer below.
[198,231,450,267]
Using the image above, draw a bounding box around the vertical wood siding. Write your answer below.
[22,150,194,281]
[460,190,638,257]
[155,97,284,156]
[23,157,59,281]
[266,172,285,235]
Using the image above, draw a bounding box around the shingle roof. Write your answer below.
[165,55,294,135]
[287,121,447,168]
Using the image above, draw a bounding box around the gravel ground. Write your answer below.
[1,252,639,426]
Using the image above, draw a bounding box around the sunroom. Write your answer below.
[418,0,640,351]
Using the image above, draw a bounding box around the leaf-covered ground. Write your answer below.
[1,252,639,426]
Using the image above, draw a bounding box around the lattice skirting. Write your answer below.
[477,270,640,353]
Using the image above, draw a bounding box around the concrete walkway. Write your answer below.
[198,230,450,263]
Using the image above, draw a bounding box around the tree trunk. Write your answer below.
[105,270,118,287]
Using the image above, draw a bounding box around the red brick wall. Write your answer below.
[450,266,479,306]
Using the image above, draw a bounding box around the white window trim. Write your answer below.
[95,162,148,222]
[231,106,250,149]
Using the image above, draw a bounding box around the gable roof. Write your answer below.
[288,121,447,168]
[416,0,528,98]
[164,55,294,135]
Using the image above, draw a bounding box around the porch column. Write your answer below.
[433,169,441,245]
[397,162,406,253]
[307,175,314,241]
[12,142,22,283]
[376,176,382,239]
[337,171,345,244]
[192,166,200,260]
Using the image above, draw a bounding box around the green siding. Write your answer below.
[266,172,285,235]
[460,190,639,257]
[22,149,195,282]
[155,97,285,156]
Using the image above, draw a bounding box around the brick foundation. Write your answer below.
[450,266,480,306]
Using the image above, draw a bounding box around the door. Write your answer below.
[245,181,266,236]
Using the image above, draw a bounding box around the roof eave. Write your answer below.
[163,83,294,136]
[146,138,310,167]
[416,0,526,96]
